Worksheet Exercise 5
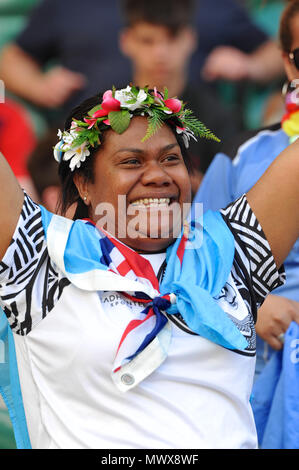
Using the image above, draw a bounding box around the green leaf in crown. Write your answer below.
[141,108,165,142]
[108,110,131,134]
[180,109,220,142]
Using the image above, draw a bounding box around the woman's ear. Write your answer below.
[73,173,90,205]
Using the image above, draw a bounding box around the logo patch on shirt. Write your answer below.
[213,274,256,354]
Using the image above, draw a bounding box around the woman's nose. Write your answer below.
[141,162,172,186]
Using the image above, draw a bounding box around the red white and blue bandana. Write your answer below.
[40,206,248,391]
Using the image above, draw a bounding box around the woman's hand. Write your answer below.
[256,294,299,349]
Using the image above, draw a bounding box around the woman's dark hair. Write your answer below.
[279,0,299,53]
[57,91,194,220]
[58,93,104,219]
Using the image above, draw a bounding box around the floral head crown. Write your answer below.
[54,85,220,171]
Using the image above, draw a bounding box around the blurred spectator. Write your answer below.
[190,0,283,83]
[0,0,131,123]
[0,0,284,192]
[201,33,283,84]
[193,0,299,448]
[0,0,282,124]
[0,98,38,200]
[0,0,50,139]
[0,0,39,52]
[119,0,240,193]
[200,0,285,130]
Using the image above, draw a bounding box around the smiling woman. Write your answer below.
[57,87,205,252]
[1,84,299,449]
[73,117,191,252]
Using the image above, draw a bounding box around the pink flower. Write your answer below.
[83,106,114,129]
[164,98,182,113]
[93,109,109,118]
[101,90,121,112]
[153,87,164,106]
[103,90,113,100]
[84,117,97,129]
[83,109,106,128]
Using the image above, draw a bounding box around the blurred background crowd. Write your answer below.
[0,0,292,449]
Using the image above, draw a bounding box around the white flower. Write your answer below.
[63,143,90,171]
[114,86,131,106]
[57,129,63,139]
[115,86,147,111]
[176,127,197,149]
[134,89,148,107]
[63,131,76,145]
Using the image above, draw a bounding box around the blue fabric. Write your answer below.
[194,128,299,301]
[0,311,31,449]
[251,322,299,449]
[40,207,247,351]
[162,211,247,350]
[194,126,299,448]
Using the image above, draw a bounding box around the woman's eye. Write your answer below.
[121,158,140,165]
[163,155,180,163]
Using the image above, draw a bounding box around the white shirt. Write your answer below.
[0,194,285,449]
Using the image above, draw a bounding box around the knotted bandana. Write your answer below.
[40,205,248,391]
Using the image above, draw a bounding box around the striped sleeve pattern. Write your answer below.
[220,194,285,305]
[0,193,70,335]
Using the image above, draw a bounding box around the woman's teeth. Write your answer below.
[131,198,171,207]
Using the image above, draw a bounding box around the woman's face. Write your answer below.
[283,13,299,82]
[74,116,191,252]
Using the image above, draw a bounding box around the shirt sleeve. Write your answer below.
[224,0,268,53]
[194,0,268,57]
[15,0,59,64]
[220,194,286,306]
[0,193,69,335]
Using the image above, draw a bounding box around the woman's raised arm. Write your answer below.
[0,152,24,259]
[247,138,299,269]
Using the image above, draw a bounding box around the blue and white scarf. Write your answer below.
[41,206,248,391]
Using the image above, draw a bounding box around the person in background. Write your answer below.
[193,0,299,449]
[199,0,285,130]
[0,0,277,113]
[192,0,283,85]
[119,0,240,194]
[0,98,38,200]
[0,0,131,122]
[0,0,274,164]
